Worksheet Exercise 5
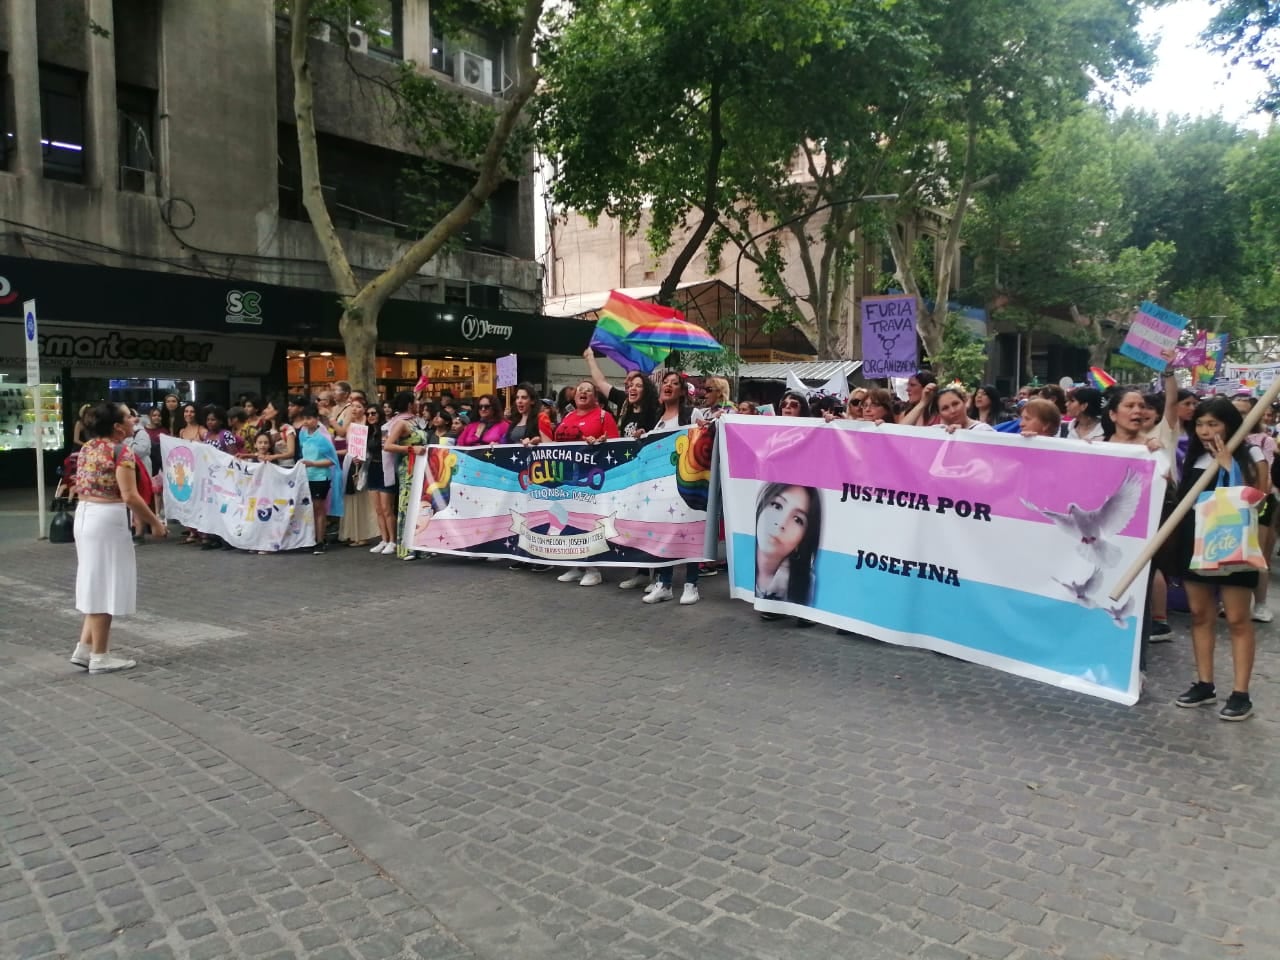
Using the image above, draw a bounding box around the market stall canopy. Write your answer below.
[736,360,861,381]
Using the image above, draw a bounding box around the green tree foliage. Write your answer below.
[279,0,541,391]
[1203,0,1280,112]
[963,107,1175,366]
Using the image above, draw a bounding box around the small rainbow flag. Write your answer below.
[589,291,722,373]
[1086,366,1116,390]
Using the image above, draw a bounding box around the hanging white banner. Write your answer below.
[160,436,315,551]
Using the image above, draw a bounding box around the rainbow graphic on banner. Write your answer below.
[589,291,722,374]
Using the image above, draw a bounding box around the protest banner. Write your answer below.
[496,354,518,389]
[715,416,1165,705]
[346,423,368,461]
[160,436,315,550]
[859,295,918,378]
[1221,362,1280,396]
[1119,301,1190,371]
[404,427,712,566]
[1193,332,1227,385]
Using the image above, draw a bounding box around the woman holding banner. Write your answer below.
[1172,396,1266,721]
[384,391,430,560]
[643,370,701,605]
[554,381,619,588]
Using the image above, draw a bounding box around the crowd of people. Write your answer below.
[66,354,1269,719]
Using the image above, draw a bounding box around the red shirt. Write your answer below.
[554,406,619,442]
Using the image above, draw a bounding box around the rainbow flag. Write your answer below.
[589,291,722,373]
[1086,366,1116,390]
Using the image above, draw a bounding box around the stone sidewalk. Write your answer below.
[0,530,1276,959]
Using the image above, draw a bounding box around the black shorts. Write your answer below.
[309,480,331,502]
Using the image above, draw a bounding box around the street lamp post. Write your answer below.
[731,193,898,396]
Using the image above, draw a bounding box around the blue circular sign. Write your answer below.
[25,311,36,340]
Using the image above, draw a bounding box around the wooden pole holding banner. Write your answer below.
[1108,372,1280,601]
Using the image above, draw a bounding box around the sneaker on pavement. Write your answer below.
[557,567,584,583]
[1148,621,1173,642]
[313,543,327,555]
[579,570,603,587]
[618,572,651,590]
[679,583,700,605]
[1219,691,1254,721]
[380,542,397,555]
[1252,606,1274,623]
[528,563,553,572]
[698,563,720,577]
[89,654,136,675]
[370,540,387,553]
[1175,681,1217,708]
[69,643,90,669]
[643,580,663,594]
[643,584,674,604]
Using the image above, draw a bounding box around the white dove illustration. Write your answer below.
[1021,468,1144,568]
[1104,594,1136,628]
[1051,565,1103,606]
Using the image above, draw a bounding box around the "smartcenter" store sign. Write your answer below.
[41,332,215,363]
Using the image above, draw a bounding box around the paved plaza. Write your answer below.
[0,491,1277,960]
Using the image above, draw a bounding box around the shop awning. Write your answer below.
[736,360,861,381]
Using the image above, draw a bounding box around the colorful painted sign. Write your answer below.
[1119,301,1190,371]
[859,295,919,378]
[715,416,1165,705]
[160,436,315,551]
[346,423,368,461]
[1195,333,1228,386]
[403,428,712,566]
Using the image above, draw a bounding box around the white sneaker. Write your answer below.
[680,583,701,605]
[70,643,90,669]
[643,580,663,594]
[618,572,651,590]
[643,584,674,604]
[380,542,397,555]
[557,567,584,583]
[88,654,136,675]
[370,541,387,553]
[1253,605,1274,623]
[579,570,603,587]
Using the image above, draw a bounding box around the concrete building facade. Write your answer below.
[0,0,588,473]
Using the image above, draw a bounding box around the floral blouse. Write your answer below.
[205,428,241,455]
[72,438,136,501]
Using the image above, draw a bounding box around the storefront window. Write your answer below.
[286,349,494,402]
[0,382,63,453]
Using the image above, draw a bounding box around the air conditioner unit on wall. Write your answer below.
[454,52,493,93]
[119,165,157,196]
[347,27,369,54]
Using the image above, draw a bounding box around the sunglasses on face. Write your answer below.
[478,403,492,410]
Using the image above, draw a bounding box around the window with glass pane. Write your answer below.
[117,85,156,173]
[39,65,87,182]
[358,0,403,57]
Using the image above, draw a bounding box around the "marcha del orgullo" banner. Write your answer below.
[160,435,316,551]
[404,427,712,566]
[715,415,1166,705]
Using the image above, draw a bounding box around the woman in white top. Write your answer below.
[1063,387,1105,441]
[643,370,701,605]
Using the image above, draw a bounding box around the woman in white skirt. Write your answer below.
[69,403,167,674]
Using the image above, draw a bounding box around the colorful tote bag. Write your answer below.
[1190,459,1266,574]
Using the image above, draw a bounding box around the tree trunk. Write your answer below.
[290,0,544,381]
[340,305,379,396]
[656,82,723,307]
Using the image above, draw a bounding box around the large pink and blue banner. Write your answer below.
[715,416,1167,704]
[405,428,712,566]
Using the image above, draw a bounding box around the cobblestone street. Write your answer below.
[1,503,1277,959]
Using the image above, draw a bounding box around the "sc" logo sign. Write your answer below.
[225,290,263,325]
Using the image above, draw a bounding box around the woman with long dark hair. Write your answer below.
[456,393,509,446]
[383,390,431,560]
[158,393,183,436]
[969,384,1005,426]
[905,371,938,425]
[643,370,701,605]
[1172,396,1267,721]
[754,483,822,606]
[69,402,167,674]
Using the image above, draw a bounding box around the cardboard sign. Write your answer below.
[496,354,518,389]
[860,295,918,378]
[346,423,368,461]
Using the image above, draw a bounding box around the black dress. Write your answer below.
[1177,455,1261,589]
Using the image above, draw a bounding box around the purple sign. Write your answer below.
[496,353,518,389]
[860,295,918,378]
[1172,345,1207,367]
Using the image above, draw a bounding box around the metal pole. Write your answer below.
[34,386,46,540]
